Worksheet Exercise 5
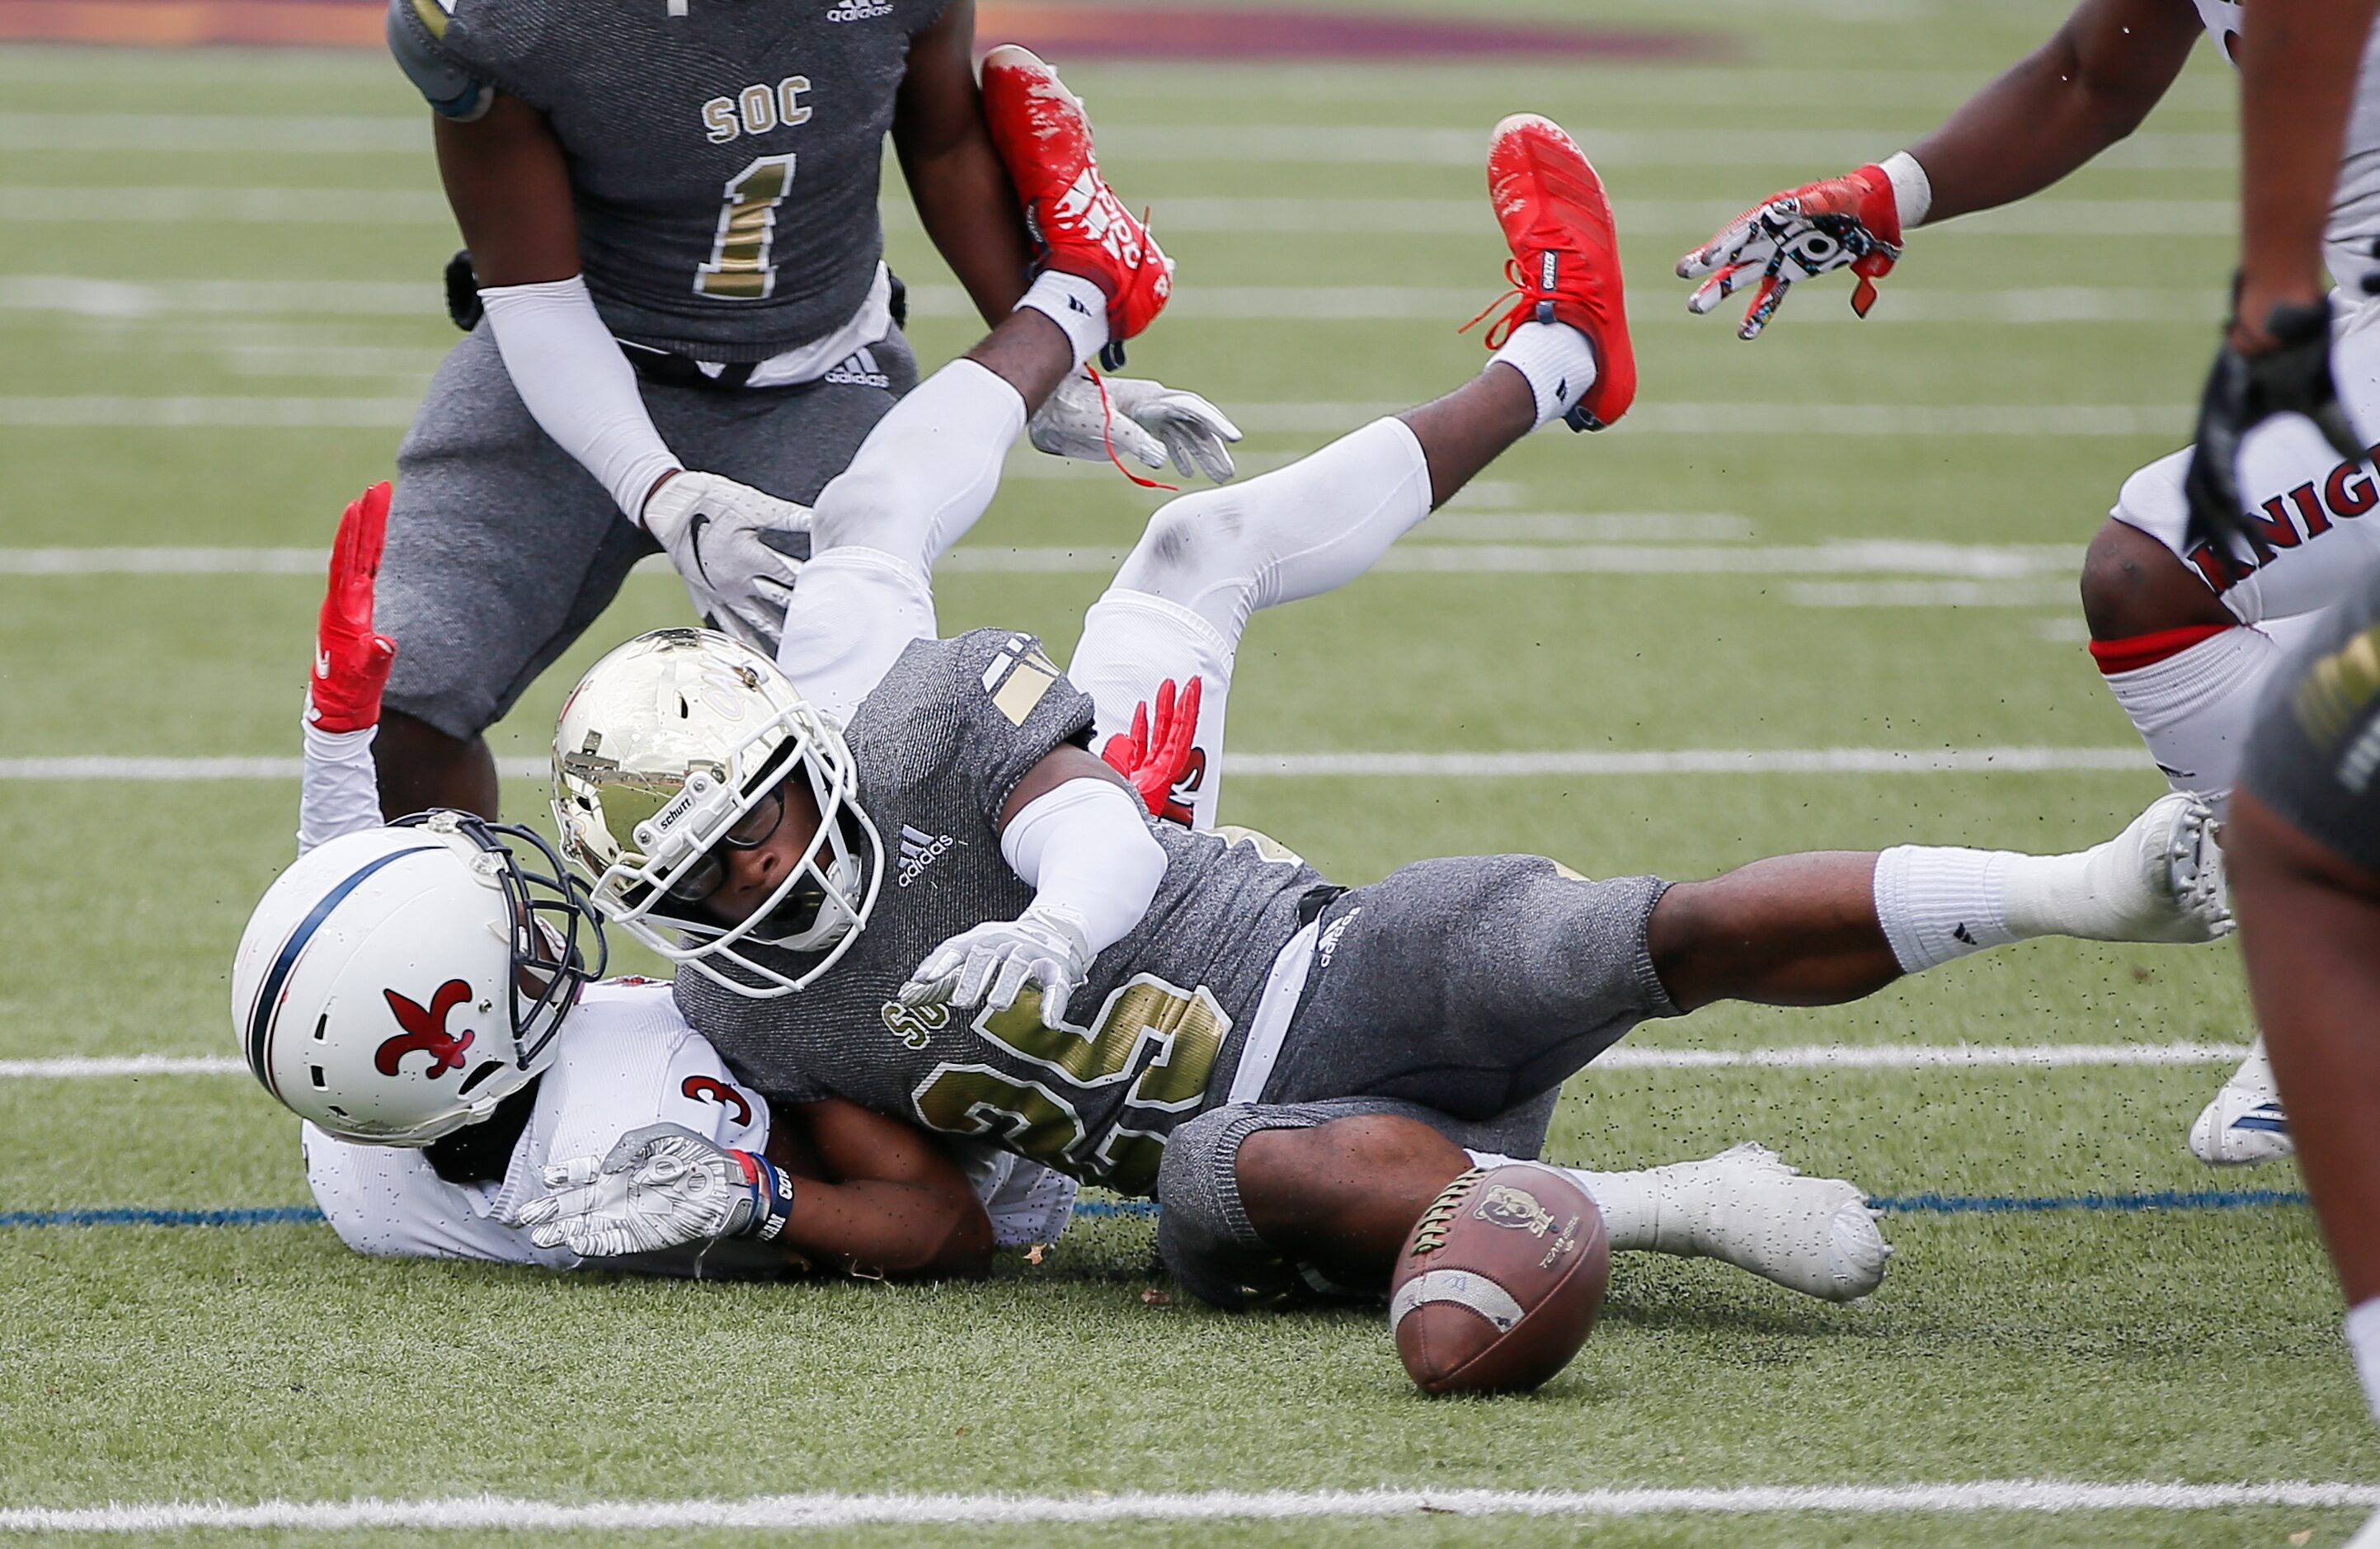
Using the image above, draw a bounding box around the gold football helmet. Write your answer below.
[550,629,881,996]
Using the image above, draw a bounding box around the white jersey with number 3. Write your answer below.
[302,977,783,1275]
[2190,0,2380,292]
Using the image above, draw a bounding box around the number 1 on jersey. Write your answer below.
[695,153,795,301]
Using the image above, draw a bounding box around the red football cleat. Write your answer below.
[1471,114,1634,431]
[981,44,1173,362]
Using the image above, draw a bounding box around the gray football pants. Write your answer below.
[1156,856,1677,1308]
[377,323,917,740]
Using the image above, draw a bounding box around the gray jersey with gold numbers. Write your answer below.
[673,629,1326,1197]
[388,0,948,360]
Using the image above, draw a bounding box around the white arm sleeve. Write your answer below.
[999,777,1168,957]
[478,275,680,520]
[297,721,385,857]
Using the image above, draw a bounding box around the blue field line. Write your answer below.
[0,1205,324,1228]
[0,1190,2309,1231]
[1865,1188,2308,1215]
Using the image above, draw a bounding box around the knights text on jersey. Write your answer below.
[674,629,1327,1197]
[388,0,949,360]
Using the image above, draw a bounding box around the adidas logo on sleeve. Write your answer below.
[825,0,894,20]
[823,346,891,388]
[896,824,956,887]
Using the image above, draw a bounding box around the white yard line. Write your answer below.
[0,749,2147,784]
[0,1046,2243,1081]
[0,1057,243,1079]
[1594,1042,2247,1071]
[0,396,416,426]
[0,186,451,224]
[2,1481,2370,1533]
[0,275,2218,326]
[0,115,2236,167]
[0,395,2193,435]
[1217,748,2147,776]
[1788,580,2081,609]
[0,540,2079,578]
[887,198,2233,238]
[916,284,2227,325]
[0,189,2231,239]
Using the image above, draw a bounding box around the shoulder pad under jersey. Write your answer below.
[386,0,494,122]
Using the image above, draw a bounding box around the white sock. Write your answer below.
[1870,845,2017,972]
[2099,624,2284,809]
[1015,271,1110,372]
[1487,320,1597,430]
[1465,1151,1664,1254]
[1067,589,1237,831]
[2352,1298,2380,1428]
[1563,1168,1667,1253]
[1874,822,2190,973]
[1111,417,1432,640]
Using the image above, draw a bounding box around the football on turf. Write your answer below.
[1388,1164,1609,1396]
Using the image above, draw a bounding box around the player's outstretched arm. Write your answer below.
[788,1099,997,1277]
[1677,0,2199,338]
[514,1103,995,1277]
[299,484,398,855]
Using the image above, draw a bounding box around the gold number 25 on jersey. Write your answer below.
[910,977,1230,1195]
[695,153,795,301]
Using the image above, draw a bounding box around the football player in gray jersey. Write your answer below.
[369,12,1238,822]
[529,111,2237,1314]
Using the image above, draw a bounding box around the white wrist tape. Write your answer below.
[1015,271,1111,374]
[1000,776,1166,957]
[1879,150,1932,230]
[479,275,680,520]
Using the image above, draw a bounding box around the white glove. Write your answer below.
[639,472,813,655]
[1030,373,1243,483]
[507,1123,793,1259]
[898,905,1093,1029]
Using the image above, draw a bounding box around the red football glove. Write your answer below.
[1099,676,1202,826]
[1676,165,1903,340]
[307,482,398,733]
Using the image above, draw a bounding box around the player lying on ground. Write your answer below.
[244,66,1915,1301]
[240,484,1080,1279]
[371,0,1236,823]
[526,96,2235,1312]
[2188,2,2380,1540]
[1673,0,2380,1164]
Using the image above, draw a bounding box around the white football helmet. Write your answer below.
[232,812,605,1145]
[551,628,882,998]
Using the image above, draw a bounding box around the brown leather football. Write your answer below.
[1388,1164,1609,1396]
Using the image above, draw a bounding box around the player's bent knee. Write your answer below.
[2081,517,2231,641]
[1116,490,1245,598]
[1155,1104,1309,1310]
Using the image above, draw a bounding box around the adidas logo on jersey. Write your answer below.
[823,346,891,388]
[825,0,893,19]
[896,824,955,887]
